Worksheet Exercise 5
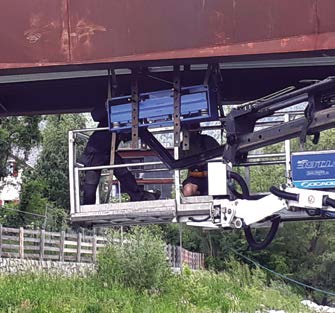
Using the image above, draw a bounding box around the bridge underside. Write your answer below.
[1,53,335,117]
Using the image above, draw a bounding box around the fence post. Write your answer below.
[40,229,45,260]
[19,227,24,259]
[0,224,2,257]
[59,231,65,262]
[76,231,82,262]
[92,234,97,263]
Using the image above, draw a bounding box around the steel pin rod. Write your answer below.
[78,161,164,172]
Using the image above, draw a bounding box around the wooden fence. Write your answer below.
[166,244,205,270]
[0,226,205,269]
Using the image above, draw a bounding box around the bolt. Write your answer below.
[308,195,315,204]
[228,209,232,214]
[234,219,242,229]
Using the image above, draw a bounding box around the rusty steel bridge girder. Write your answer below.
[1,0,335,72]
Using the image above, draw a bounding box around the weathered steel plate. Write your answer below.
[1,0,335,71]
[0,0,69,68]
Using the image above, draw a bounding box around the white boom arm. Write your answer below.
[187,186,335,229]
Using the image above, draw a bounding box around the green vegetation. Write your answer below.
[0,116,41,178]
[0,265,309,313]
[1,114,86,230]
[98,228,171,291]
[28,114,86,210]
[0,228,309,313]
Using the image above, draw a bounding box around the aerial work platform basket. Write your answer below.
[69,113,334,229]
[69,77,335,237]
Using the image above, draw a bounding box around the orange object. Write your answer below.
[189,171,208,178]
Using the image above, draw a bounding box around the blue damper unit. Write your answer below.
[107,85,217,131]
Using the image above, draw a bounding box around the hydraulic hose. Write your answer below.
[228,171,250,198]
[228,171,281,250]
[243,216,281,251]
[324,196,335,208]
[228,171,263,200]
[269,186,299,202]
[321,196,335,218]
[270,188,335,218]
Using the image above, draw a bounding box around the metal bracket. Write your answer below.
[300,93,316,148]
[173,65,181,147]
[219,203,235,228]
[182,128,190,151]
[131,69,139,149]
[105,132,117,203]
[203,64,213,86]
[139,126,224,170]
[139,127,175,169]
[212,64,225,119]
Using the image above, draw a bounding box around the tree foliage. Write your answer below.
[243,131,335,302]
[17,114,86,230]
[0,116,41,177]
[26,114,86,210]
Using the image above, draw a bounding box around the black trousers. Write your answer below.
[81,147,139,204]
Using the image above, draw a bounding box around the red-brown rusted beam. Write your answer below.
[1,0,335,72]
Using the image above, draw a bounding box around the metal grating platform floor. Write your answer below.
[70,196,332,228]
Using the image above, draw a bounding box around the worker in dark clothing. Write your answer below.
[80,108,160,205]
[180,125,220,196]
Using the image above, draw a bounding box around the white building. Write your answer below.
[0,160,21,206]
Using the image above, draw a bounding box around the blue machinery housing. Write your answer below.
[107,85,217,131]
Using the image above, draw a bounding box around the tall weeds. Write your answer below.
[97,227,171,292]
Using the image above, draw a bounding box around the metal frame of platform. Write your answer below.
[69,115,335,229]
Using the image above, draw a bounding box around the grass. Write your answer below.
[0,264,311,313]
[0,229,312,312]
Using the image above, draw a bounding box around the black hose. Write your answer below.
[228,171,281,250]
[228,183,245,199]
[228,171,263,200]
[270,186,299,201]
[243,216,281,251]
[325,196,335,208]
[228,171,250,198]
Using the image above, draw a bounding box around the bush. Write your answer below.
[97,227,171,292]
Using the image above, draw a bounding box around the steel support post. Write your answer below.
[131,69,139,149]
[174,147,181,206]
[106,132,117,203]
[284,114,292,184]
[179,222,183,272]
[74,167,80,212]
[173,65,181,147]
[244,166,250,189]
[68,131,76,214]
